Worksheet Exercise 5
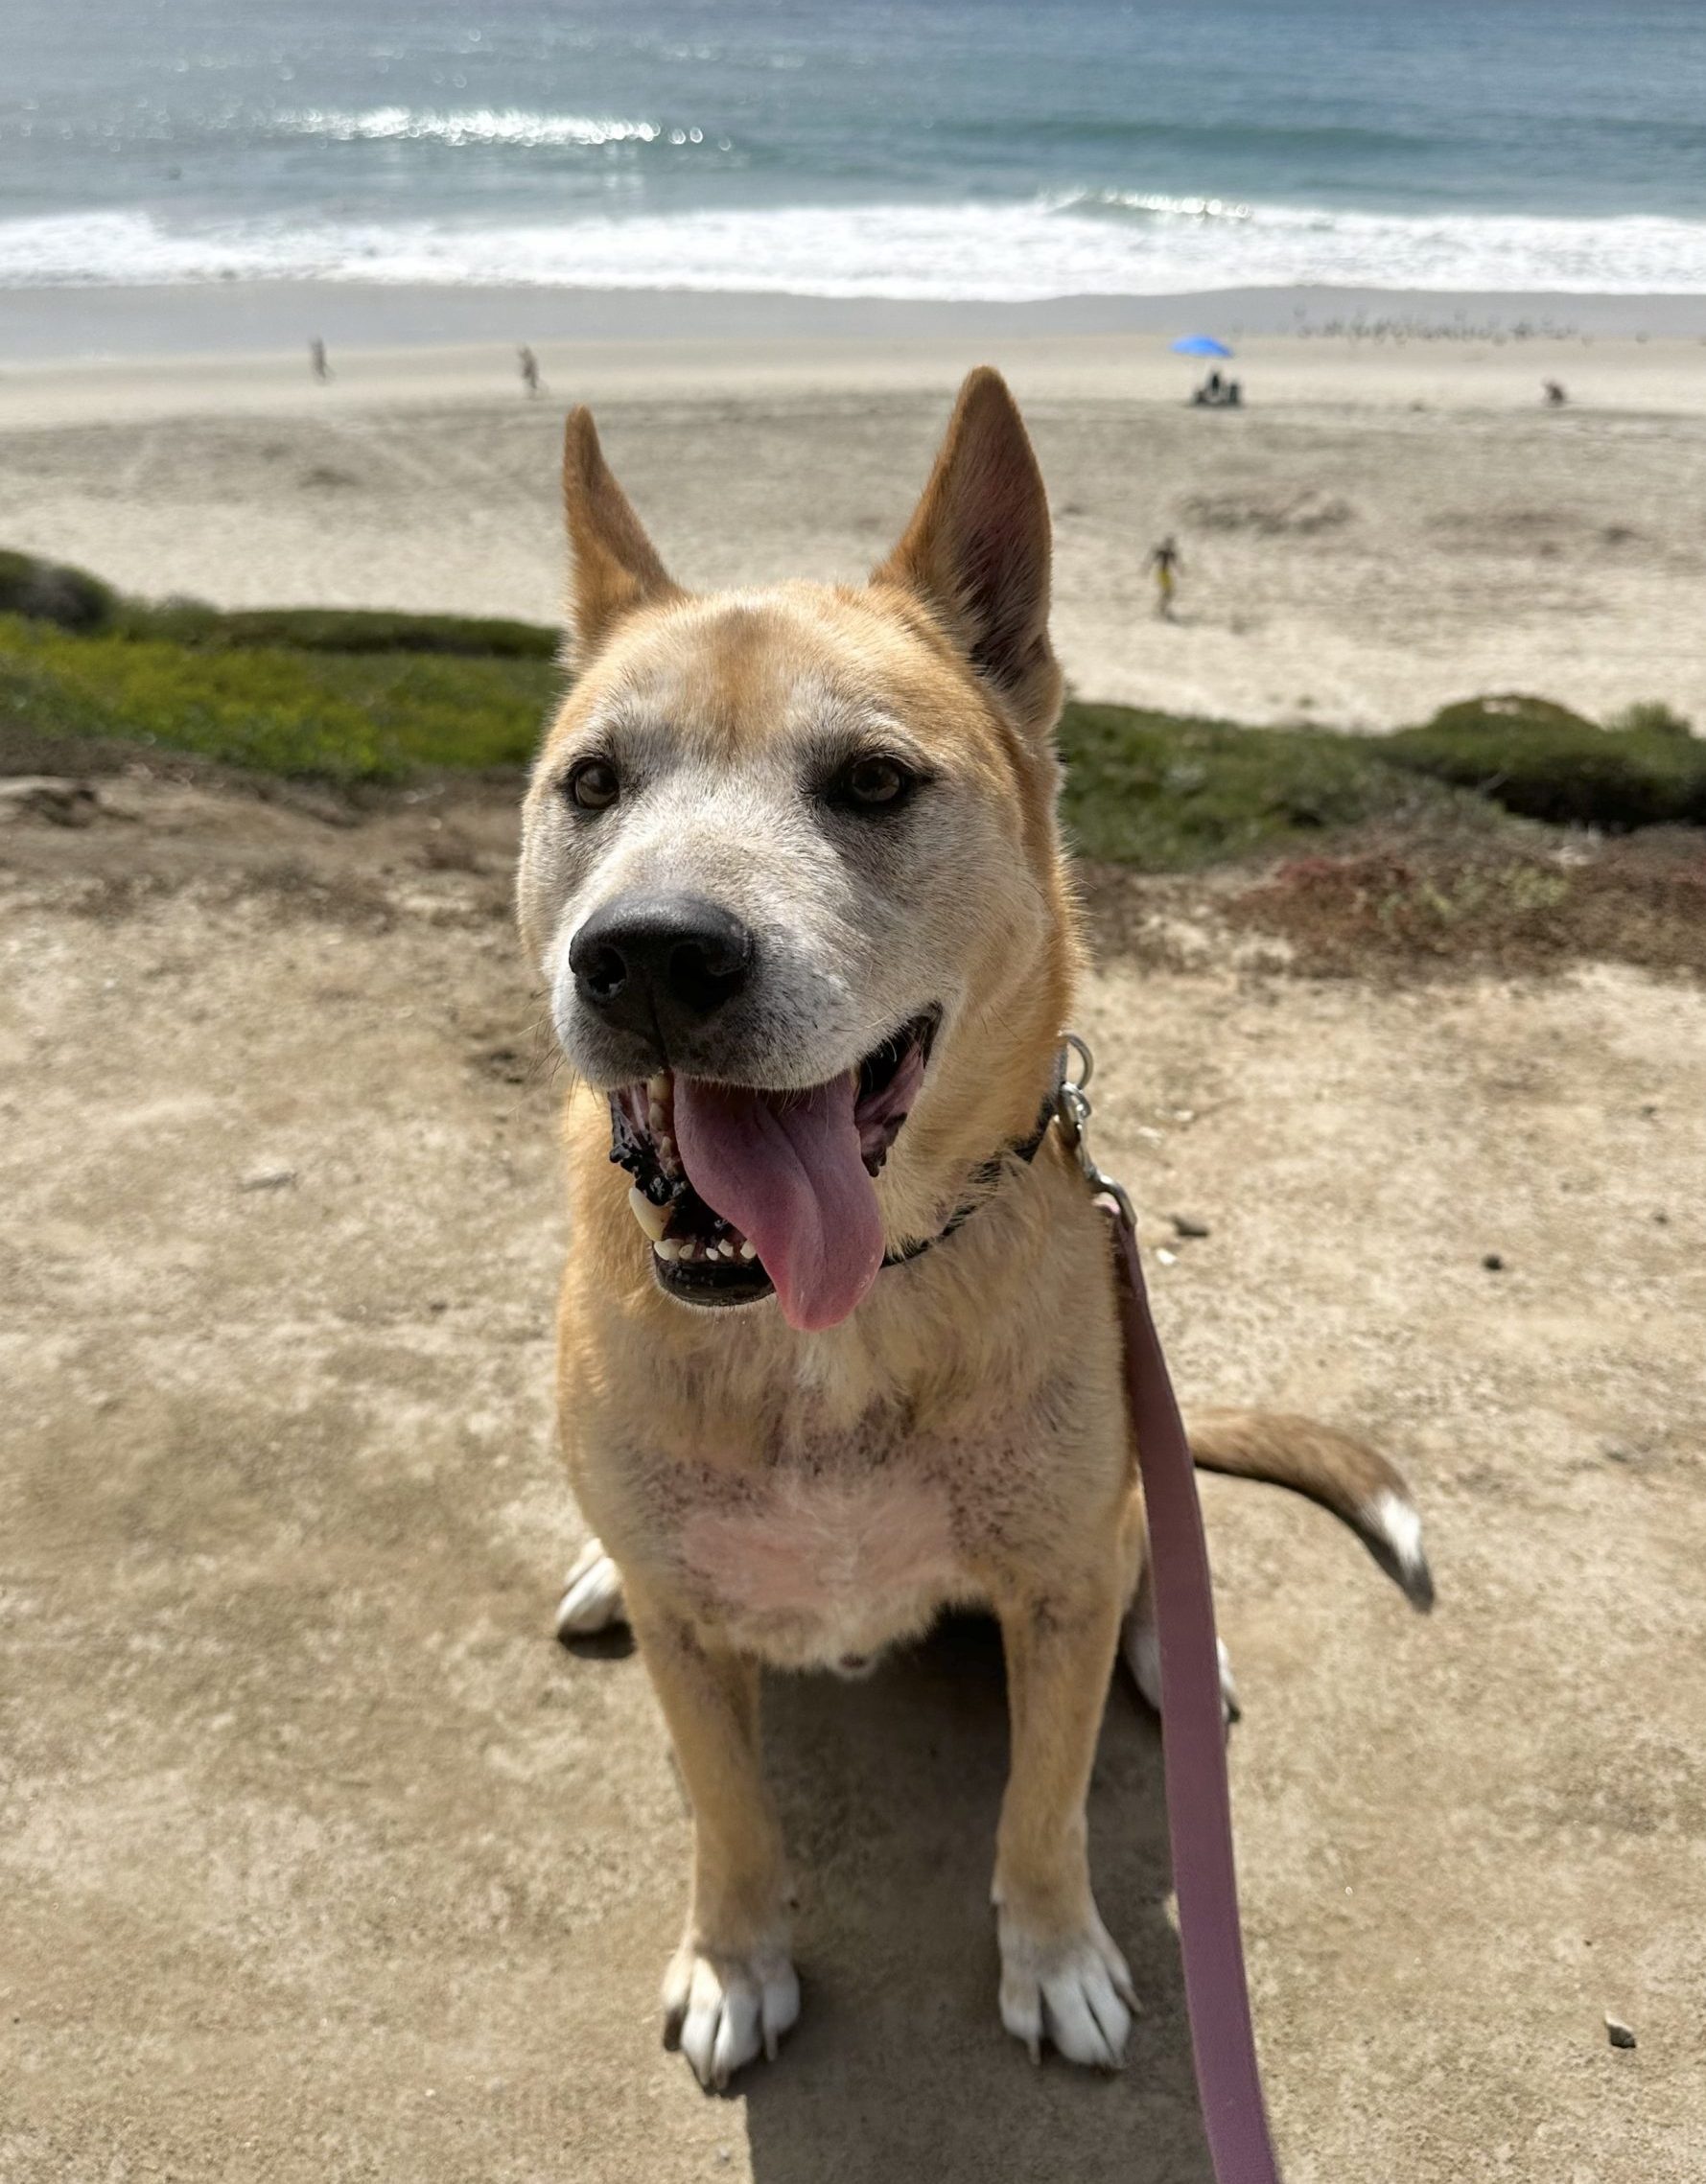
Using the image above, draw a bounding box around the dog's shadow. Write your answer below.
[743,1615,1214,2184]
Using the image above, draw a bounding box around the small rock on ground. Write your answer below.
[239,1166,298,1193]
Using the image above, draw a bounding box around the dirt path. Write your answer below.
[2,773,1701,2182]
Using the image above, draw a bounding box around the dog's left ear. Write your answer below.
[874,367,1062,739]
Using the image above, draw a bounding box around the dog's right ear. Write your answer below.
[874,367,1061,741]
[562,407,680,658]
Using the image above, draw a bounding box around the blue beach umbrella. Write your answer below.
[1172,334,1233,358]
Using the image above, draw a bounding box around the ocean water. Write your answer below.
[5,0,1706,297]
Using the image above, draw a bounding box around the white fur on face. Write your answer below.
[523,649,1039,1095]
[548,752,872,1086]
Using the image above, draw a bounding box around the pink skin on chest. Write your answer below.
[680,1471,958,1618]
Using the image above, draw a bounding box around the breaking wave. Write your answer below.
[2,195,1703,298]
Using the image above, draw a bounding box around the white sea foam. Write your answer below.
[1059,189,1257,223]
[1,197,1702,298]
[271,107,664,149]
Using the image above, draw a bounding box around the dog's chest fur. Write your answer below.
[624,1366,1100,1669]
[681,1465,958,1661]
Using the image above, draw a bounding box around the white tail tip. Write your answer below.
[1364,1489,1435,1612]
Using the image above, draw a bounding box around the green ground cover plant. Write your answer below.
[3,549,1701,863]
[1383,693,1706,829]
[0,609,560,781]
[1054,701,1459,869]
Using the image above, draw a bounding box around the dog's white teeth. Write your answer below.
[646,1073,670,1102]
[648,1102,667,1133]
[657,1133,676,1165]
[628,1186,670,1243]
[652,1228,755,1269]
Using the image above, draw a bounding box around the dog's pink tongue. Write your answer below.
[672,1073,884,1332]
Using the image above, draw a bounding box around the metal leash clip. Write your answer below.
[1053,1031,1136,1230]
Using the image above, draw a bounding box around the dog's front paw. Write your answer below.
[996,1906,1136,2070]
[663,1939,801,2089]
[554,1537,626,1639]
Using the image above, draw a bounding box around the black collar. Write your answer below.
[880,1097,1056,1269]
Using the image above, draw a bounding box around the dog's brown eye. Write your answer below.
[566,756,619,812]
[837,755,913,810]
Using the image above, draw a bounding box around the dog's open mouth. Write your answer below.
[608,1009,939,1332]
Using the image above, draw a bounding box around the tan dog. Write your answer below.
[516,370,1431,2089]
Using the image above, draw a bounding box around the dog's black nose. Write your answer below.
[569,894,754,1045]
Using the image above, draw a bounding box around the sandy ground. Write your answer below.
[2,324,1705,729]
[2,769,1702,2183]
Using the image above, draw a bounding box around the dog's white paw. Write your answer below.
[1122,1608,1241,1725]
[554,1537,626,1638]
[997,1906,1136,2070]
[663,1940,801,2089]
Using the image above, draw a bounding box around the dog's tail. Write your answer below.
[1184,1408,1435,1612]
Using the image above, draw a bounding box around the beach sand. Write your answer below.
[3,290,1704,729]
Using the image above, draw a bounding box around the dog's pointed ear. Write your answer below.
[562,407,679,657]
[874,367,1061,738]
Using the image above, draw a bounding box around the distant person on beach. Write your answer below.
[519,344,542,398]
[310,337,330,383]
[1544,378,1568,406]
[1190,369,1244,408]
[1147,534,1184,619]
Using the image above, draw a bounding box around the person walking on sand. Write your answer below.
[519,344,542,398]
[310,337,331,383]
[1147,534,1184,620]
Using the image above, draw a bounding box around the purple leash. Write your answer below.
[1054,1038,1282,2184]
[1108,1206,1281,2184]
